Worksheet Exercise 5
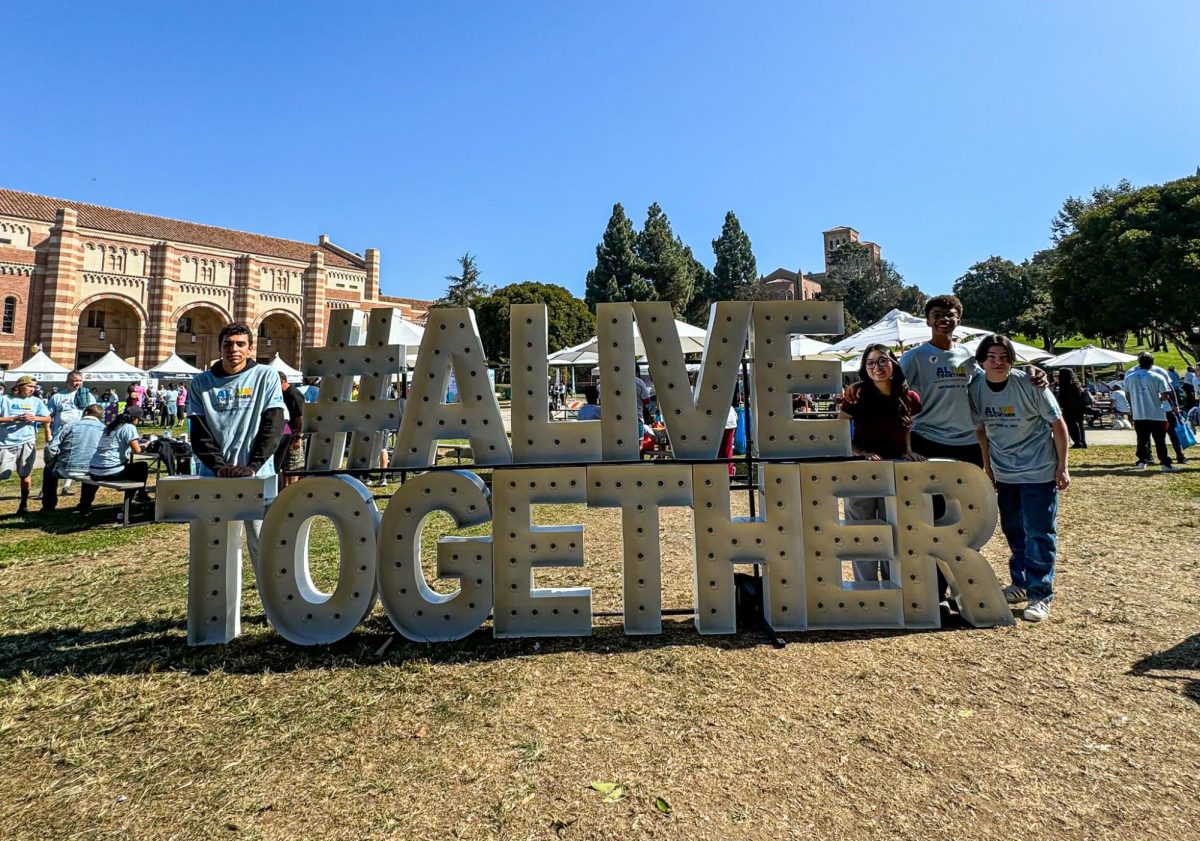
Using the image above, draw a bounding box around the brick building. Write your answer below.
[760,225,881,300]
[0,188,429,372]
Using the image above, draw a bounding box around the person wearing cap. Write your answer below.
[0,375,53,514]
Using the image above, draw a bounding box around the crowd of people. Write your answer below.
[0,325,302,526]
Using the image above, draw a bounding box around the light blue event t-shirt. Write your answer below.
[188,362,286,493]
[90,423,139,476]
[48,389,97,436]
[0,395,51,446]
[1123,368,1170,421]
[899,342,980,446]
[970,370,1062,484]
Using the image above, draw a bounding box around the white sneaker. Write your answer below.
[1023,598,1052,622]
[1003,584,1027,604]
[1162,465,1182,473]
[1137,462,1148,470]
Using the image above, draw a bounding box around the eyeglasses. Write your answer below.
[864,358,893,369]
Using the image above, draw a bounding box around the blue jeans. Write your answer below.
[996,481,1058,603]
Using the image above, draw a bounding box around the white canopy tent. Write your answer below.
[80,347,148,382]
[825,309,978,354]
[2,350,72,383]
[790,335,835,357]
[559,318,709,360]
[148,352,204,379]
[392,317,425,371]
[960,336,1055,364]
[1042,345,1139,367]
[267,353,303,380]
[547,340,599,367]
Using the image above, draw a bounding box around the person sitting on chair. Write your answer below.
[41,404,105,512]
[78,410,154,515]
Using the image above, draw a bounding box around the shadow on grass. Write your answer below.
[0,505,142,535]
[1128,632,1200,706]
[1066,466,1196,479]
[0,608,973,680]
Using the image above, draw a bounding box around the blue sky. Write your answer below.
[5,1,1198,306]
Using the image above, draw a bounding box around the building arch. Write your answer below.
[74,294,147,368]
[168,300,233,327]
[254,308,303,367]
[172,303,230,370]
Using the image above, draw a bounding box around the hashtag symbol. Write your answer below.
[304,307,406,472]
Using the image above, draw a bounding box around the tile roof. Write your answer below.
[0,188,363,269]
[378,294,433,309]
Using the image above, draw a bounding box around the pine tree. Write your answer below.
[636,203,693,317]
[585,204,649,311]
[710,211,757,301]
[435,253,490,308]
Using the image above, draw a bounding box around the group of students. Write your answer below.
[839,295,1068,623]
[0,332,305,518]
[0,370,154,515]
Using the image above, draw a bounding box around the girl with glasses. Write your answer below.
[837,343,925,582]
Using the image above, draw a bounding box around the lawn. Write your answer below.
[1,448,1198,840]
[1015,334,1194,374]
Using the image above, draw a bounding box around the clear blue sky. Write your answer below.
[6,1,1198,306]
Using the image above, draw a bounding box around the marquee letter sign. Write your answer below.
[160,301,1013,646]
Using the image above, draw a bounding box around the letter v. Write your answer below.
[632,301,750,460]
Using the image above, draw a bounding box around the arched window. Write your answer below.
[2,296,15,333]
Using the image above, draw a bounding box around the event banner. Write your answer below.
[158,300,1012,646]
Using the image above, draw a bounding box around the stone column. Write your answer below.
[302,250,327,360]
[364,248,380,302]
[233,255,259,329]
[145,241,180,365]
[39,208,83,366]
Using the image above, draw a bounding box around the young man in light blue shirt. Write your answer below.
[971,335,1070,623]
[188,323,286,572]
[1124,353,1178,471]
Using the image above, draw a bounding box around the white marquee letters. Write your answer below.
[164,301,1015,646]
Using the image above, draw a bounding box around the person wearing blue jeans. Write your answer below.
[969,335,1071,623]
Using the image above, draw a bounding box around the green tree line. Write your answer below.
[953,172,1200,360]
[433,203,935,363]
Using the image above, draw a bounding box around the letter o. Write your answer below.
[258,475,381,645]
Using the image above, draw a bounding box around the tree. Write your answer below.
[1050,179,1136,243]
[585,203,652,311]
[952,256,1035,335]
[636,203,693,317]
[1052,174,1200,362]
[435,253,491,308]
[683,251,717,325]
[475,282,596,363]
[710,211,758,302]
[1014,249,1070,350]
[896,284,927,315]
[818,242,907,328]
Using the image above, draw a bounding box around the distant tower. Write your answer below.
[822,226,880,272]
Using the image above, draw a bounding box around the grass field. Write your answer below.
[1014,334,1194,374]
[2,447,1199,840]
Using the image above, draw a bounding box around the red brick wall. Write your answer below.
[0,272,34,368]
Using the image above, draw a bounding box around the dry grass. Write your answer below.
[1,448,1198,840]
